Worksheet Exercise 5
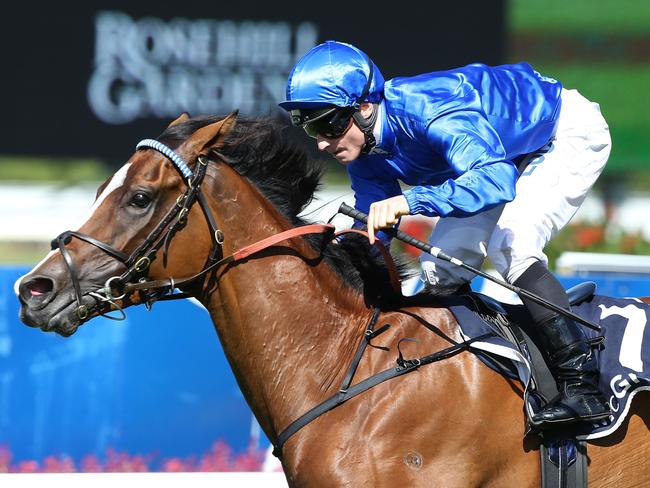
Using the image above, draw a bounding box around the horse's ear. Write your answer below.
[186,110,238,154]
[216,110,238,139]
[167,112,190,127]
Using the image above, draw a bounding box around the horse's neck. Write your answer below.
[201,164,369,439]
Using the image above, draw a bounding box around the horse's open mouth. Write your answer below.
[21,288,137,337]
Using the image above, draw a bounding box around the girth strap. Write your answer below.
[540,439,588,488]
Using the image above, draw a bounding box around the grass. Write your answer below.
[504,63,650,173]
[507,1,650,174]
[509,0,650,35]
[0,242,51,265]
[0,157,110,184]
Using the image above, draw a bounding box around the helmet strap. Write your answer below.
[353,104,379,155]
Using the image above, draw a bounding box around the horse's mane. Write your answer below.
[158,114,416,303]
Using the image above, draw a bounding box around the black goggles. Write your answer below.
[291,107,356,139]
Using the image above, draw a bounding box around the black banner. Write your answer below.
[2,2,504,161]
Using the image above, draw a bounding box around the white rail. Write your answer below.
[0,472,289,488]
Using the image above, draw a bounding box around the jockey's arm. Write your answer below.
[350,110,520,244]
[402,110,519,218]
[346,163,404,245]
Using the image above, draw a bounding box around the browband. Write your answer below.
[136,139,193,181]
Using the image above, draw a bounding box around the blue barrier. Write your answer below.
[473,273,650,302]
[1,266,261,464]
[4,265,650,465]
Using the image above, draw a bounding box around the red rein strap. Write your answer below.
[231,224,401,295]
[231,224,334,261]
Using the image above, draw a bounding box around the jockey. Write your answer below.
[279,40,613,428]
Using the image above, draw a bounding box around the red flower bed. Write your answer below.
[0,441,267,473]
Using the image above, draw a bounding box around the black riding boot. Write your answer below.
[531,314,611,427]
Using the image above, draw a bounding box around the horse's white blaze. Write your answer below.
[13,163,132,297]
[77,163,132,230]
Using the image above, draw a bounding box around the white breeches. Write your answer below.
[420,88,612,287]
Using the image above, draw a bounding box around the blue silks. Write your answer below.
[347,62,563,218]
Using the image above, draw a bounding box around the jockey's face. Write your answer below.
[316,103,373,165]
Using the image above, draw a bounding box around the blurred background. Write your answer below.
[1,0,649,473]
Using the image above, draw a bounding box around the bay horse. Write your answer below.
[15,113,650,486]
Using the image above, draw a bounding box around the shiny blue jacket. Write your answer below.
[347,62,563,218]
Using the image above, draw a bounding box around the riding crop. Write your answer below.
[338,203,601,331]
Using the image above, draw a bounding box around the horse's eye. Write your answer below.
[129,192,151,209]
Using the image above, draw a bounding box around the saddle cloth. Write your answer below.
[445,292,650,440]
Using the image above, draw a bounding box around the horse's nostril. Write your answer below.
[23,277,54,299]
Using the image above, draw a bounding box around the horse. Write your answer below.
[15,112,650,487]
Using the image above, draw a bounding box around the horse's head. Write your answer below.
[16,112,237,336]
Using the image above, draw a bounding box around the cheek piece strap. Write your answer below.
[352,56,379,155]
[353,106,379,155]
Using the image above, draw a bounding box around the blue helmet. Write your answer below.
[279,40,384,110]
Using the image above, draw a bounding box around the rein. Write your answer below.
[123,226,402,303]
[123,223,340,296]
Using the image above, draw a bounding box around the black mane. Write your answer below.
[158,114,416,303]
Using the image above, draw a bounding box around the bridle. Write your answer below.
[49,139,387,325]
[51,139,226,323]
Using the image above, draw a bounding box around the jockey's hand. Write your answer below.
[367,195,410,245]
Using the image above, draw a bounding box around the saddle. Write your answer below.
[457,282,598,488]
[467,281,597,410]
